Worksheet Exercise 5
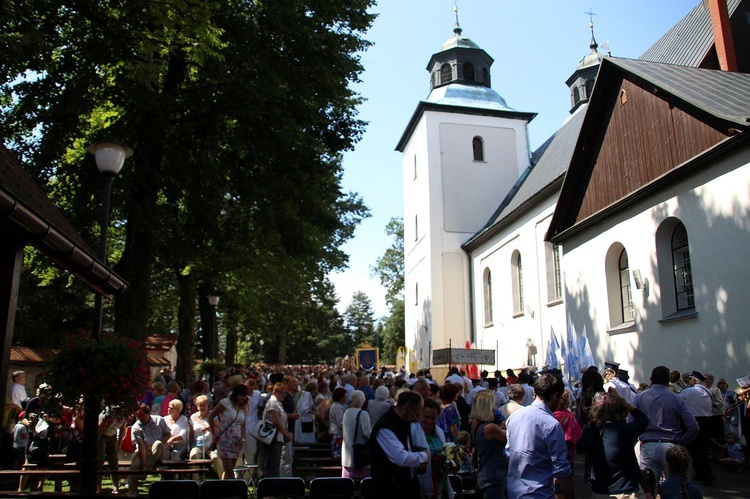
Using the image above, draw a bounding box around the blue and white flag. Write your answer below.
[579,325,596,370]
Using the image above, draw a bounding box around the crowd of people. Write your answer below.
[2,361,749,497]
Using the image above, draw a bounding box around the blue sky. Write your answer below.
[329,1,697,318]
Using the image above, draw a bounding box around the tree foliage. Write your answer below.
[372,218,404,305]
[1,0,377,375]
[343,290,375,347]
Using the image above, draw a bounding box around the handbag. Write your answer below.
[301,420,314,433]
[249,419,278,445]
[352,409,370,467]
[120,426,136,454]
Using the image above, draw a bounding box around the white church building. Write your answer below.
[399,0,750,385]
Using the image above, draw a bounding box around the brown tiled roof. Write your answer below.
[9,346,58,365]
[146,352,172,366]
[144,333,178,351]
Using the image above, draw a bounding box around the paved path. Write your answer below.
[571,458,750,498]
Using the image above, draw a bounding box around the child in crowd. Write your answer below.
[659,445,703,499]
[552,390,582,465]
[455,431,473,473]
[715,432,745,470]
[12,412,30,469]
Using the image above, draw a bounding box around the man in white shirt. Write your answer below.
[679,371,715,485]
[445,367,464,387]
[8,371,28,408]
[371,391,429,496]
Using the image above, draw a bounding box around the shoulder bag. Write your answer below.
[352,409,370,467]
[250,405,277,445]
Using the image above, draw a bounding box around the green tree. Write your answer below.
[343,291,375,347]
[372,218,404,305]
[375,298,404,364]
[2,1,376,369]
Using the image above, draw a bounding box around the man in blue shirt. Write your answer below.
[506,374,575,499]
[632,365,698,483]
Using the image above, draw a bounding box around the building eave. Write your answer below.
[396,101,537,152]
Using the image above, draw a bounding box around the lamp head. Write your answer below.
[207,294,220,306]
[87,137,133,176]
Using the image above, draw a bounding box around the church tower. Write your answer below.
[566,18,605,113]
[396,9,536,372]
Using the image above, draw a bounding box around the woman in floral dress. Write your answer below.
[438,382,460,442]
[208,384,248,478]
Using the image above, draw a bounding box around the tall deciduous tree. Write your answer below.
[1,1,376,363]
[372,218,404,305]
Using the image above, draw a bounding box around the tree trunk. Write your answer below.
[198,281,213,360]
[176,271,196,384]
[226,327,236,367]
[113,149,161,341]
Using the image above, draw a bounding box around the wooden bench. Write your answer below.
[0,466,210,493]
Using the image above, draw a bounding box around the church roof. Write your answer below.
[610,57,750,126]
[426,83,512,111]
[441,33,481,51]
[462,104,587,250]
[547,57,750,241]
[640,0,742,66]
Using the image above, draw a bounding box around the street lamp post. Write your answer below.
[259,339,264,361]
[81,137,132,496]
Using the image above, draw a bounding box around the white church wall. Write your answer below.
[469,192,566,372]
[562,147,750,385]
[403,108,533,371]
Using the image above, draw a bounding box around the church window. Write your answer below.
[605,243,634,330]
[619,250,634,322]
[671,223,694,311]
[512,250,524,315]
[472,136,484,161]
[415,283,419,306]
[483,268,493,326]
[656,218,697,321]
[441,63,452,84]
[545,242,562,303]
[573,86,581,105]
[414,155,417,179]
[415,215,418,241]
[585,79,595,99]
[463,62,475,82]
[483,67,490,85]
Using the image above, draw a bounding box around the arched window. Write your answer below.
[672,223,694,310]
[573,86,581,105]
[441,63,452,84]
[656,218,697,319]
[463,62,475,82]
[483,268,493,326]
[545,242,562,302]
[585,79,595,99]
[512,251,524,315]
[619,249,634,322]
[415,282,419,306]
[472,136,484,161]
[605,243,634,330]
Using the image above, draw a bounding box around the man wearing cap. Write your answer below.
[679,370,716,485]
[603,362,632,402]
[632,366,698,483]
